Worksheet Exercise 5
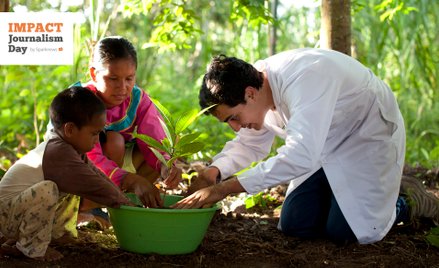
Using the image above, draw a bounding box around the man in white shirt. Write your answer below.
[172,49,439,245]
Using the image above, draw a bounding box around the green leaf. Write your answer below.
[175,5,183,17]
[1,109,12,118]
[175,109,198,133]
[426,232,439,248]
[132,132,168,153]
[166,156,180,168]
[244,192,277,209]
[177,132,201,148]
[161,138,172,152]
[149,147,168,167]
[151,98,174,130]
[177,141,205,155]
[158,118,175,147]
[19,89,31,97]
[198,104,217,117]
[429,226,439,235]
[174,104,216,134]
[245,195,259,209]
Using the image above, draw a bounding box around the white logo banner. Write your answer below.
[0,12,74,65]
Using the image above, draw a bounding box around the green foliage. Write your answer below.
[375,0,418,21]
[244,191,277,209]
[0,65,75,156]
[231,0,274,27]
[426,226,439,248]
[132,98,213,168]
[352,0,439,168]
[1,0,438,170]
[0,167,5,179]
[120,0,203,51]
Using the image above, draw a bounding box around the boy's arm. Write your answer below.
[43,138,130,208]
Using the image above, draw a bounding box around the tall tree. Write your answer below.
[320,0,351,55]
[268,0,279,56]
[0,0,9,11]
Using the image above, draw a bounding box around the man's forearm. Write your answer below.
[217,176,246,197]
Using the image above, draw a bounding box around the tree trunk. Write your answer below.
[268,0,278,56]
[320,0,351,56]
[0,0,9,12]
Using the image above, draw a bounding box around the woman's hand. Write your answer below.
[121,173,163,208]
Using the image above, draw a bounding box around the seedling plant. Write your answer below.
[132,98,213,195]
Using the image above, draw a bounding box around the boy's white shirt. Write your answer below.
[0,129,57,201]
[211,48,405,244]
[0,140,47,202]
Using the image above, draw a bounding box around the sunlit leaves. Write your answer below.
[353,0,439,168]
[244,191,277,209]
[2,0,438,171]
[231,0,274,28]
[120,0,202,51]
[119,0,273,51]
[375,0,418,21]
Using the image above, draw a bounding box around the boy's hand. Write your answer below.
[160,164,182,189]
[121,173,163,208]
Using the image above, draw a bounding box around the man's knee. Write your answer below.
[325,217,357,245]
[280,211,322,239]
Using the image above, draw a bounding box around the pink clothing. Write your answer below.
[77,82,166,186]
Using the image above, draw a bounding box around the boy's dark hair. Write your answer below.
[50,86,106,130]
[199,54,264,114]
[91,36,137,68]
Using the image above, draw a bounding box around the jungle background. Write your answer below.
[0,0,438,171]
[0,0,438,267]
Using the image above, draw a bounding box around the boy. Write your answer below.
[0,87,131,261]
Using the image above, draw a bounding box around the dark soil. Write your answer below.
[1,165,438,268]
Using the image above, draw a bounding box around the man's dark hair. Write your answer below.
[199,54,264,114]
[50,86,106,129]
[91,36,137,68]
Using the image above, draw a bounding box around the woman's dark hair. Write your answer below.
[91,36,137,68]
[199,54,263,114]
[50,86,106,129]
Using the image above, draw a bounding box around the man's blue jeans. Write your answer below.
[280,168,409,245]
[280,168,356,245]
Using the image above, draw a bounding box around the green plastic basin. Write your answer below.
[108,193,218,255]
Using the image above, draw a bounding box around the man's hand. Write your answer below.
[121,173,163,208]
[171,184,224,209]
[172,176,245,209]
[186,166,219,195]
[161,164,182,189]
